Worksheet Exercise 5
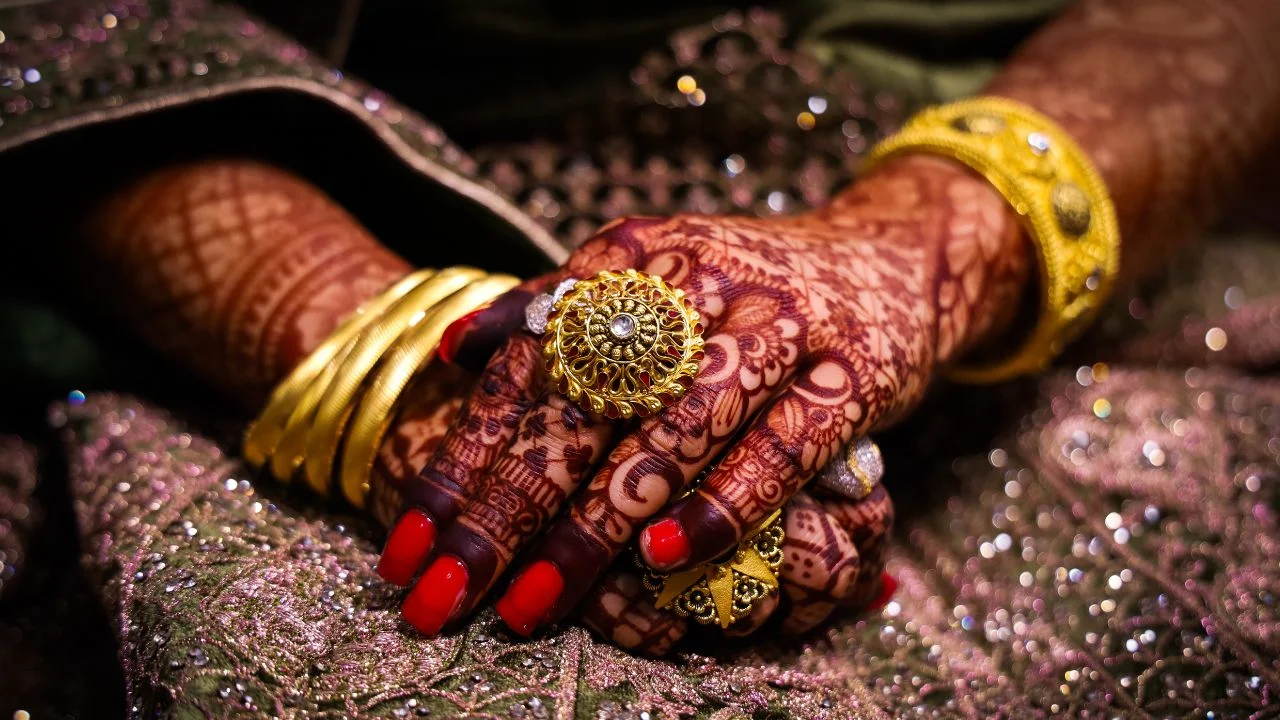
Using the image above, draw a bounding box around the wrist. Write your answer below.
[826,153,1033,366]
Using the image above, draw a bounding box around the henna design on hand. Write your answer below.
[818,484,895,607]
[580,569,688,657]
[403,154,1023,638]
[368,365,470,527]
[428,390,614,615]
[775,490,861,635]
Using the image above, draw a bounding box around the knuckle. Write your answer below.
[535,393,602,445]
[759,428,806,476]
[476,336,541,405]
[641,384,714,457]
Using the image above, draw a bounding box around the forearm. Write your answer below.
[819,0,1280,369]
[987,0,1280,282]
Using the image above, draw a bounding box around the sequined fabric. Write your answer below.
[473,10,902,249]
[0,436,39,599]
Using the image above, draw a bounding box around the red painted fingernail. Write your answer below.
[641,518,690,570]
[496,560,564,637]
[377,509,436,587]
[867,572,898,612]
[402,555,468,635]
[438,308,484,365]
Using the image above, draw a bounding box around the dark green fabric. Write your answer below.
[795,0,1073,106]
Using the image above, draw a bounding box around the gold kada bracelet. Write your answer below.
[865,97,1121,383]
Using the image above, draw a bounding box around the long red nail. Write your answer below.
[402,555,468,635]
[438,309,484,365]
[377,509,436,587]
[641,518,690,569]
[867,572,898,612]
[496,560,564,637]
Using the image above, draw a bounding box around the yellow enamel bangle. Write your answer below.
[242,268,438,470]
[338,273,519,508]
[301,266,485,496]
[864,97,1121,383]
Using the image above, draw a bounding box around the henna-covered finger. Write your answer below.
[579,568,688,656]
[818,483,894,608]
[377,334,542,587]
[437,270,569,371]
[401,391,615,634]
[774,490,863,635]
[638,358,863,572]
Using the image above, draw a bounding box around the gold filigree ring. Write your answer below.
[541,270,705,419]
[642,510,785,629]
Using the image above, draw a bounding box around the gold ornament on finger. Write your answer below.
[542,270,705,419]
[642,510,784,629]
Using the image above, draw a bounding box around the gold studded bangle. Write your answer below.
[864,97,1121,383]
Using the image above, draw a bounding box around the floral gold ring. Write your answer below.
[539,270,705,419]
[642,510,785,629]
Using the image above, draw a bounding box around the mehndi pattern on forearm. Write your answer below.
[985,0,1280,283]
[86,161,410,407]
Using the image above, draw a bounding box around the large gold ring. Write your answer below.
[642,510,784,629]
[542,270,704,419]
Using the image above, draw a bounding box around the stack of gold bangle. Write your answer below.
[242,266,519,509]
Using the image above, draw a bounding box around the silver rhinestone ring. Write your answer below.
[524,278,580,335]
[814,437,884,500]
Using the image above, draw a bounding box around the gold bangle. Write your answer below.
[338,274,519,508]
[242,268,438,470]
[269,341,353,486]
[864,97,1120,383]
[301,267,486,496]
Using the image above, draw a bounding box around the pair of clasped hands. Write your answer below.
[92,154,1026,656]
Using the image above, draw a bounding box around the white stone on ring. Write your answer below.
[524,278,580,335]
[814,437,884,500]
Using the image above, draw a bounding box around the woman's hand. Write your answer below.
[381,156,1030,641]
